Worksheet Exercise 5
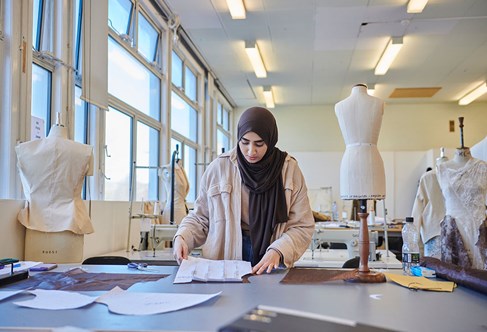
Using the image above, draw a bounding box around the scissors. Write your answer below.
[127,262,149,271]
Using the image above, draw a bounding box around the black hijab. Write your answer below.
[236,107,288,265]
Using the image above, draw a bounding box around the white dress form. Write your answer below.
[335,84,386,199]
[437,148,487,269]
[16,124,94,234]
[161,160,190,224]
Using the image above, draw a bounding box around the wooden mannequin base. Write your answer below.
[344,269,387,283]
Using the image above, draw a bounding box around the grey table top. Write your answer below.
[0,264,486,332]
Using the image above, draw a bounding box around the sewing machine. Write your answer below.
[310,223,379,261]
[145,224,179,250]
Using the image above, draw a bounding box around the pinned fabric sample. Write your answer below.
[174,256,252,283]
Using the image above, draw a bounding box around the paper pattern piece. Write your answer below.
[174,256,252,284]
[13,289,97,309]
[385,273,456,292]
[96,286,221,315]
[0,290,24,301]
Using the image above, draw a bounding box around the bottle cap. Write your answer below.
[405,217,414,223]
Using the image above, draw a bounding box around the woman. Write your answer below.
[173,107,314,274]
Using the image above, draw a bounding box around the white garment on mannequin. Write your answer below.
[411,170,445,254]
[437,148,487,269]
[15,124,95,234]
[161,160,190,224]
[471,136,487,162]
[335,84,386,199]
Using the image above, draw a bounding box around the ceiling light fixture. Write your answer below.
[245,41,267,78]
[263,85,275,108]
[458,82,487,106]
[374,37,403,76]
[407,0,429,14]
[226,0,246,19]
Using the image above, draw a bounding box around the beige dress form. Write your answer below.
[15,125,94,263]
[161,160,190,224]
[335,84,386,200]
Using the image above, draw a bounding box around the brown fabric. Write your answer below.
[440,215,472,268]
[237,107,288,265]
[2,268,169,291]
[421,256,487,295]
[280,268,358,284]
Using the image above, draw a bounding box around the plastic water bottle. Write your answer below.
[331,201,338,221]
[402,217,420,275]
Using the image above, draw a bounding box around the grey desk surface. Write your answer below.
[0,265,486,332]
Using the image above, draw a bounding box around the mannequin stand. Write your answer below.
[346,212,386,283]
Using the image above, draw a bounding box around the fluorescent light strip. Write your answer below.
[458,82,487,106]
[226,0,246,19]
[407,0,429,14]
[245,41,267,78]
[374,37,403,76]
[263,86,275,108]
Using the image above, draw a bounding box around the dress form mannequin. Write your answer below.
[411,148,448,258]
[15,115,95,262]
[335,84,386,282]
[335,84,386,199]
[161,159,190,225]
[436,118,487,269]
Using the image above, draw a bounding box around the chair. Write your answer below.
[82,256,131,265]
[342,256,360,268]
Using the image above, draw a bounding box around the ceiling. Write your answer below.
[163,0,487,108]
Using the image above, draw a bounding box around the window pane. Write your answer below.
[74,86,87,144]
[105,107,132,201]
[138,12,158,63]
[32,0,42,50]
[31,63,52,137]
[108,37,160,120]
[108,0,132,35]
[171,92,197,141]
[217,129,230,155]
[217,102,222,125]
[136,122,159,201]
[40,0,54,52]
[184,66,197,102]
[184,145,197,202]
[222,108,230,131]
[74,0,82,71]
[171,51,183,88]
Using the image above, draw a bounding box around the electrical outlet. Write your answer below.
[449,120,455,132]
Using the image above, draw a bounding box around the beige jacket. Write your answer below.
[175,147,315,267]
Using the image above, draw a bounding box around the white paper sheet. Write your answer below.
[0,290,24,301]
[13,289,97,310]
[174,257,252,283]
[96,286,221,315]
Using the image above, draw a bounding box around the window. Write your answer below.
[32,0,55,138]
[137,12,159,63]
[171,91,197,141]
[216,102,231,154]
[104,107,132,201]
[108,37,161,121]
[135,122,159,201]
[31,63,52,137]
[108,0,133,37]
[171,51,183,88]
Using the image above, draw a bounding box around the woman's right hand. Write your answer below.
[173,235,189,265]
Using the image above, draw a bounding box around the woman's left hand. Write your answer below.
[252,249,281,274]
